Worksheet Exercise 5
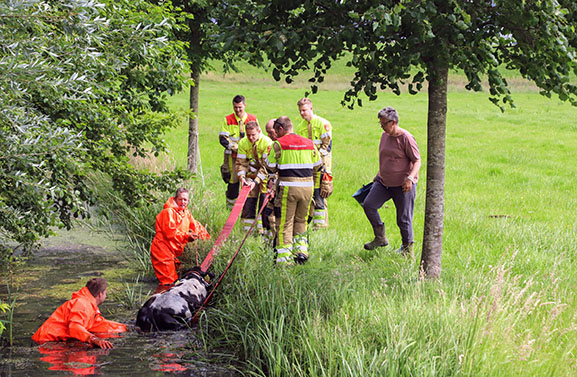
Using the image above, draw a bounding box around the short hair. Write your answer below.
[273,116,293,132]
[175,187,189,199]
[245,120,261,131]
[377,106,399,124]
[297,97,312,107]
[86,278,108,297]
[232,95,246,104]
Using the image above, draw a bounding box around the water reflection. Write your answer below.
[0,240,239,376]
[38,342,108,376]
[151,352,187,372]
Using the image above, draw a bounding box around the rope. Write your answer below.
[192,188,273,323]
[200,184,252,272]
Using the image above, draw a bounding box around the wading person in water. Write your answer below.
[362,106,421,258]
[32,278,127,349]
[150,188,210,287]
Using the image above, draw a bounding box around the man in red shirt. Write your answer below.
[362,106,421,258]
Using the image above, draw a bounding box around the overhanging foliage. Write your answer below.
[0,0,189,250]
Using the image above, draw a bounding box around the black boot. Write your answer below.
[396,242,414,259]
[363,224,389,250]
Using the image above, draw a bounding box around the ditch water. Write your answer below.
[0,231,239,376]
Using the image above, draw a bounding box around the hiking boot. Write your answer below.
[294,253,309,264]
[396,242,414,259]
[363,224,389,250]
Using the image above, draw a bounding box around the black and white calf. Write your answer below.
[136,268,211,332]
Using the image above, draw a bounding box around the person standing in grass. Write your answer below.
[32,278,126,349]
[235,120,273,239]
[150,188,210,286]
[266,117,322,264]
[219,95,258,209]
[363,106,421,258]
[263,119,279,245]
[295,98,333,229]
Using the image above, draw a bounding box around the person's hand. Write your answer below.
[267,186,275,198]
[90,335,113,349]
[243,178,255,190]
[267,177,276,189]
[402,178,413,193]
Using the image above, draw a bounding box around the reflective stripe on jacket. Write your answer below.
[295,114,332,172]
[236,134,273,184]
[266,133,321,186]
[219,113,258,152]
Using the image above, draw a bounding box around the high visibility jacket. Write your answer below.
[236,134,273,185]
[150,197,210,285]
[295,114,332,173]
[266,133,322,187]
[32,287,127,344]
[219,113,258,154]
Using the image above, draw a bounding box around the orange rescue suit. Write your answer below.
[32,287,127,344]
[151,197,210,285]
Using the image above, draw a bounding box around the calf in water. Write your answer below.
[136,268,210,331]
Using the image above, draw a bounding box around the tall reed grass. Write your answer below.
[91,72,576,375]
[199,247,576,376]
[157,78,577,376]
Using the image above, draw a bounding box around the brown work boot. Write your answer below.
[396,242,415,259]
[363,224,389,250]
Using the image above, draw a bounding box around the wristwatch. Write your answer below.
[407,175,415,184]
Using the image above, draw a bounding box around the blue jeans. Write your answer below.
[362,179,416,244]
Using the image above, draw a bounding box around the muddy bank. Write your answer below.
[0,227,239,376]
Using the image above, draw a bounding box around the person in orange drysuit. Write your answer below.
[150,187,211,286]
[32,278,127,349]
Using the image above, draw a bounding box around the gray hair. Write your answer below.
[377,106,399,124]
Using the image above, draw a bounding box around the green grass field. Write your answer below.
[161,67,577,376]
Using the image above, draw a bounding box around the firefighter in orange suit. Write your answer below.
[219,95,258,209]
[266,116,321,265]
[150,188,210,286]
[295,97,333,229]
[235,121,273,238]
[32,278,127,349]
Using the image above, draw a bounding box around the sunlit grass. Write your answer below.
[119,66,577,376]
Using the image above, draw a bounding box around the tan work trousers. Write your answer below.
[274,184,313,251]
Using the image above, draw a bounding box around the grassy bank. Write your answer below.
[158,70,577,376]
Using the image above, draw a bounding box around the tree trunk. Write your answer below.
[187,68,200,174]
[420,61,448,279]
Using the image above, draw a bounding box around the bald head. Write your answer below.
[265,119,278,141]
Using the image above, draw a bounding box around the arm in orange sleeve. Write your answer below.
[67,300,94,343]
[156,208,189,246]
[188,213,210,240]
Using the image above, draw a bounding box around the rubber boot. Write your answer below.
[294,253,309,264]
[363,224,389,250]
[396,242,414,259]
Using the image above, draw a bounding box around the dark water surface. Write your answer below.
[0,232,239,376]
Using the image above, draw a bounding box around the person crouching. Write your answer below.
[150,188,210,286]
[32,278,126,349]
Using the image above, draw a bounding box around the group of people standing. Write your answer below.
[30,97,421,350]
[218,95,334,265]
